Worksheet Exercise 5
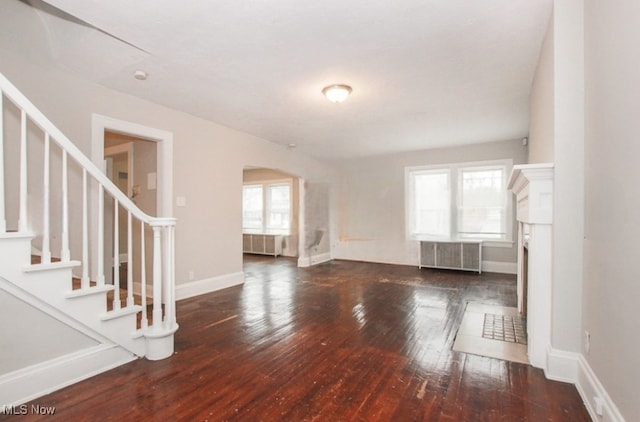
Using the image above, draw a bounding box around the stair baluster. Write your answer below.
[0,71,177,361]
[19,109,27,233]
[42,132,51,263]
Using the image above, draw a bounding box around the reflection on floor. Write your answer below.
[453,302,529,364]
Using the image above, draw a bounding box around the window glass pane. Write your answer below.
[242,185,263,230]
[412,170,450,237]
[267,184,291,231]
[459,167,505,239]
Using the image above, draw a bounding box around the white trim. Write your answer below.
[0,344,135,408]
[545,345,579,383]
[405,158,514,243]
[133,281,153,298]
[481,260,517,274]
[298,252,332,268]
[576,355,626,422]
[175,272,244,301]
[91,114,173,218]
[242,179,293,233]
[543,346,625,422]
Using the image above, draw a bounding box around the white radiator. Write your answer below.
[419,240,482,273]
[243,233,283,257]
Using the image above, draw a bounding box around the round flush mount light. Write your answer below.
[322,84,352,103]
[134,70,148,80]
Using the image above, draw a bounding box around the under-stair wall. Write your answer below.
[0,72,178,407]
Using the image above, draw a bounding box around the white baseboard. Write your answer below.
[482,260,517,274]
[546,345,579,383]
[175,271,244,301]
[544,346,625,422]
[298,252,332,268]
[0,344,135,408]
[132,281,153,299]
[576,355,626,422]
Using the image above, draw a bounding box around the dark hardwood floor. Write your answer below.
[5,256,590,421]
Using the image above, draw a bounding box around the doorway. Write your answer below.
[91,114,173,285]
[242,167,300,260]
[103,132,157,285]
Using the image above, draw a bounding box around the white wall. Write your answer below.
[333,139,528,269]
[527,0,584,364]
[583,0,640,419]
[528,13,555,164]
[551,0,584,354]
[0,48,335,289]
[0,290,98,375]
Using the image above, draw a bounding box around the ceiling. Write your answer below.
[1,0,552,161]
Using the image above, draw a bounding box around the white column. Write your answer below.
[164,225,176,329]
[140,223,148,329]
[527,224,553,368]
[151,225,163,330]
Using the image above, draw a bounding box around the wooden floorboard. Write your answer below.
[5,256,590,421]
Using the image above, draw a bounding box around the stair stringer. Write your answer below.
[0,234,146,358]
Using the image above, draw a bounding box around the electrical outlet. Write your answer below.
[594,396,604,416]
[188,271,195,281]
[584,330,591,354]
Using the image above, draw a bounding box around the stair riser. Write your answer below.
[0,236,33,280]
[19,270,75,297]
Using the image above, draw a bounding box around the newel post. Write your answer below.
[151,224,163,330]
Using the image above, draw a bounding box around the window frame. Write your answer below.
[242,178,293,235]
[405,159,513,247]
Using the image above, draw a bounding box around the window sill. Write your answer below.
[243,230,292,236]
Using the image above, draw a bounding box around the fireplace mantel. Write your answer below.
[508,163,554,370]
[508,163,554,225]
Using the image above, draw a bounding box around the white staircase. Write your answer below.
[0,72,178,404]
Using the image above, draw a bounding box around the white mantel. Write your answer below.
[508,163,554,370]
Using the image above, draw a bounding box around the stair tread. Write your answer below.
[24,260,81,272]
[101,305,144,321]
[0,231,34,239]
[66,284,114,298]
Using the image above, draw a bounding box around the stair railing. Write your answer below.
[0,72,177,353]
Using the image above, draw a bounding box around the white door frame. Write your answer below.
[91,114,173,217]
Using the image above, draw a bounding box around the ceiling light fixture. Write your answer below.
[322,84,352,103]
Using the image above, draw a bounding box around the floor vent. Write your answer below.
[482,313,527,345]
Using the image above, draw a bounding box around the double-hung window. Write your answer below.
[406,160,512,243]
[243,180,292,234]
[458,166,507,239]
[407,168,451,237]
